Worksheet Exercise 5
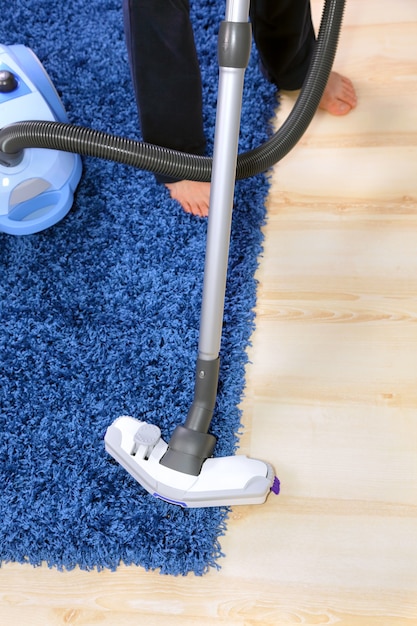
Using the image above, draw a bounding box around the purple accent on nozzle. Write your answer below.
[153,492,188,508]
[271,476,280,495]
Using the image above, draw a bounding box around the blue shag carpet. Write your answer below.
[0,0,277,575]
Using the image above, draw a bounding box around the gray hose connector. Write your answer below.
[0,0,345,182]
[160,357,219,475]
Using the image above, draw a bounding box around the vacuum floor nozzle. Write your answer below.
[105,416,278,507]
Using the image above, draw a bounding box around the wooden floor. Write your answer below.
[1,1,416,624]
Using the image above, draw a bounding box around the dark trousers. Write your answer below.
[123,0,315,182]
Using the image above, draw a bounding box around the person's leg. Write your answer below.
[250,0,315,90]
[123,0,206,178]
[250,0,357,115]
[123,0,210,215]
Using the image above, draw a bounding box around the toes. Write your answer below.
[334,100,352,115]
[340,76,358,107]
[165,182,210,217]
[319,72,357,115]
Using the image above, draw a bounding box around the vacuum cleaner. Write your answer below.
[0,44,82,235]
[0,0,345,506]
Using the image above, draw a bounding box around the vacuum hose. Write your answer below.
[0,0,344,181]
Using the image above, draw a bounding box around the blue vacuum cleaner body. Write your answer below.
[0,44,81,235]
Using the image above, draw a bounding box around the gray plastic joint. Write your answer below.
[159,425,216,476]
[185,356,220,432]
[0,148,24,167]
[159,356,220,475]
[218,21,252,69]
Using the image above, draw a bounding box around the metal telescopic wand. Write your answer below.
[160,0,252,475]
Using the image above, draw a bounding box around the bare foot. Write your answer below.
[165,180,211,217]
[319,71,357,115]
